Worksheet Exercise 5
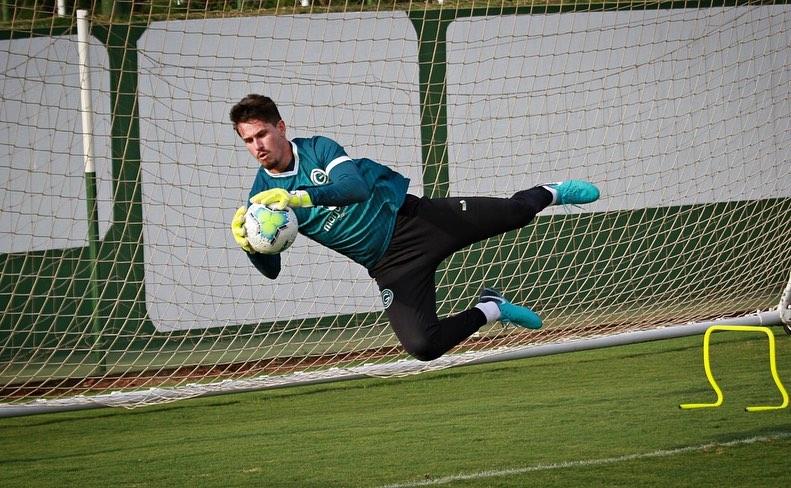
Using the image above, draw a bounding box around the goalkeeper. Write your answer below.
[230,94,600,361]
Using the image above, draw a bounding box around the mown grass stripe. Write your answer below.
[381,431,791,488]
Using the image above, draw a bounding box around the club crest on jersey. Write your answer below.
[310,168,329,185]
[381,289,394,309]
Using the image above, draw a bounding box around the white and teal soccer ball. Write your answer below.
[244,204,299,254]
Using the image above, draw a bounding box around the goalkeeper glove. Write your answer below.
[231,206,253,253]
[250,188,312,210]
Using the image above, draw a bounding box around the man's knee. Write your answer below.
[401,335,444,362]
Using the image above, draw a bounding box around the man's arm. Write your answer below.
[248,252,281,279]
[231,205,281,279]
[252,160,372,209]
[302,160,371,206]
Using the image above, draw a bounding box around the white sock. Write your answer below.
[475,301,501,323]
[543,185,559,205]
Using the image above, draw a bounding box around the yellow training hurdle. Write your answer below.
[680,325,789,412]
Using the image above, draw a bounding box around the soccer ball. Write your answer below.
[243,204,299,254]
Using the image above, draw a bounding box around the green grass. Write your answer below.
[1,332,789,487]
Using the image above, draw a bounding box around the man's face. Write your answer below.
[236,119,292,173]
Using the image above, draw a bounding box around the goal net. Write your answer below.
[1,1,789,415]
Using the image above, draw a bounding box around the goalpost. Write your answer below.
[1,0,789,417]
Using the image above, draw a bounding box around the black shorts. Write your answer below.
[368,187,552,360]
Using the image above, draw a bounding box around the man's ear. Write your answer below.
[277,119,287,136]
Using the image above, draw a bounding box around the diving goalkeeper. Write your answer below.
[229,94,600,361]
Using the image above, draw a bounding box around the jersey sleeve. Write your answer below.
[304,160,371,206]
[247,251,281,279]
[244,172,279,278]
[312,136,352,172]
[301,136,371,207]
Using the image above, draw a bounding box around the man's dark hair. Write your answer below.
[230,94,282,134]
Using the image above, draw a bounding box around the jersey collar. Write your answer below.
[263,140,299,178]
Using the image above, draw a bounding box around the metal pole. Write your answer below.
[780,270,791,334]
[467,310,783,365]
[77,9,106,374]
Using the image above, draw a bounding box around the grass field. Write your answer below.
[1,331,790,487]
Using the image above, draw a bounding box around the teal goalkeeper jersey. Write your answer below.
[248,136,409,269]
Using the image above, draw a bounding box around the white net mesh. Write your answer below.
[1,1,789,414]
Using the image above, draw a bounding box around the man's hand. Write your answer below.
[231,206,253,253]
[250,188,312,210]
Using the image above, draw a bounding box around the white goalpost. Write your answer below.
[1,1,789,417]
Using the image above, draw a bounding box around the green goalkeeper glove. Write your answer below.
[250,188,312,210]
[231,206,253,253]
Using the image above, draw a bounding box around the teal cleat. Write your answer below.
[479,288,542,329]
[546,180,600,205]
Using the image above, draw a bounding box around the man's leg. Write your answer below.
[367,188,552,282]
[376,269,487,362]
[378,273,544,361]
[372,187,551,361]
[413,186,554,259]
[418,180,600,258]
[371,181,600,361]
